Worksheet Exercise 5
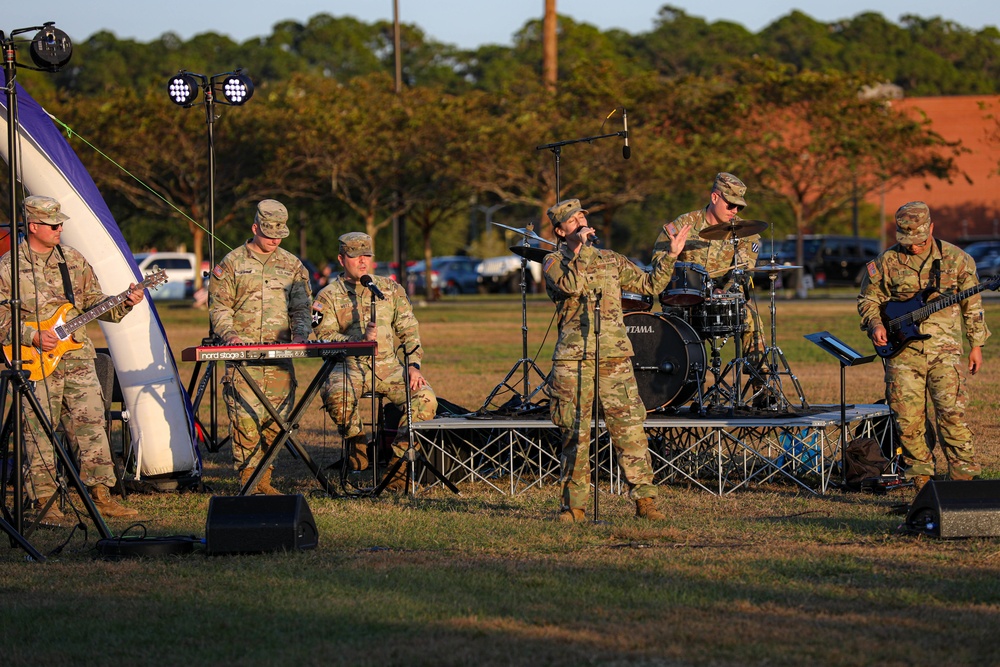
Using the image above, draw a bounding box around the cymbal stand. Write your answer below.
[750,270,809,411]
[479,226,550,414]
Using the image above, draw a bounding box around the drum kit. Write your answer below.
[623,218,808,415]
[487,218,808,417]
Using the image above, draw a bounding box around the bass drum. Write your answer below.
[624,312,706,412]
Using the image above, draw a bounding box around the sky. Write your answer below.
[2,1,998,50]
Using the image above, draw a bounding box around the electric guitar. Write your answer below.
[873,274,1000,358]
[4,269,167,380]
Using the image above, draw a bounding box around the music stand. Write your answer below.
[804,331,876,487]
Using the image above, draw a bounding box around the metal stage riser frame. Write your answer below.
[410,405,894,496]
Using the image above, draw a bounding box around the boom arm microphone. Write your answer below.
[359,274,385,301]
[622,107,630,160]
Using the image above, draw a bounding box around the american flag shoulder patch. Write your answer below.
[665,222,677,235]
[866,260,877,278]
[212,264,223,279]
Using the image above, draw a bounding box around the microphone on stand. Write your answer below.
[360,274,385,301]
[622,107,630,160]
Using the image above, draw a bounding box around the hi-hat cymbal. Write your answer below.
[493,222,556,246]
[699,219,769,241]
[510,245,551,263]
[750,263,802,273]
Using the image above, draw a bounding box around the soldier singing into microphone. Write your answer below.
[542,198,690,523]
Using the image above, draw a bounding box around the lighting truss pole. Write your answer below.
[167,68,253,451]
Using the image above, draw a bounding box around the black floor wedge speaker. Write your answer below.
[905,480,1000,538]
[206,494,318,555]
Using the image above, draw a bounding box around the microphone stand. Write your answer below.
[369,344,459,498]
[537,129,627,201]
[591,289,603,523]
[337,288,380,493]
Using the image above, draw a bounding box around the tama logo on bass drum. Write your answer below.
[626,324,655,334]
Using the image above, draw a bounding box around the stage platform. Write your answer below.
[411,404,894,496]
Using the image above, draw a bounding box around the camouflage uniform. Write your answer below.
[858,202,990,480]
[544,204,679,511]
[209,201,313,472]
[654,173,762,355]
[312,238,436,459]
[0,242,133,499]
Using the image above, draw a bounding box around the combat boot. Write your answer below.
[240,467,282,495]
[346,436,370,472]
[635,497,666,521]
[89,484,139,518]
[558,507,586,523]
[910,474,931,492]
[35,495,76,528]
[384,457,410,493]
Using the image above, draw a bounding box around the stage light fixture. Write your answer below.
[29,24,72,70]
[167,72,201,106]
[220,70,253,105]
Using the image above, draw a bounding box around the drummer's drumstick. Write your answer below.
[708,263,746,278]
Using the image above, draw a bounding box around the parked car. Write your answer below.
[134,251,197,300]
[478,253,543,293]
[409,256,482,295]
[961,240,1000,277]
[774,235,881,288]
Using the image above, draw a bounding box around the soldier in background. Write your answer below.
[858,201,990,491]
[655,172,763,359]
[209,199,312,494]
[312,232,436,492]
[0,195,143,523]
[543,199,690,522]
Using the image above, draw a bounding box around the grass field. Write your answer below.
[3,295,1000,666]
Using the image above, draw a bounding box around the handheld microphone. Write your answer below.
[622,107,630,160]
[359,274,385,301]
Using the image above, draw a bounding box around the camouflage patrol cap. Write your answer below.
[254,199,289,239]
[895,201,931,244]
[547,198,588,226]
[713,173,747,207]
[24,195,69,225]
[339,232,374,258]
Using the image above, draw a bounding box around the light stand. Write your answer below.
[168,68,253,453]
[1,23,113,558]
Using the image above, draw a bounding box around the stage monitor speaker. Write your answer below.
[206,494,318,555]
[905,480,1000,538]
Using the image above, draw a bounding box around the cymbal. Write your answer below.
[750,263,802,273]
[510,245,551,263]
[493,222,556,246]
[699,219,769,241]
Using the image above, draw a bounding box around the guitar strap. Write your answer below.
[930,239,943,294]
[55,245,75,306]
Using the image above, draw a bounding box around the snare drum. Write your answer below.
[621,292,653,313]
[690,294,745,339]
[661,262,709,307]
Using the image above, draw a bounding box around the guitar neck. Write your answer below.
[891,282,991,330]
[55,276,159,338]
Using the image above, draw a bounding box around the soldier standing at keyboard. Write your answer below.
[209,199,312,494]
[311,232,437,492]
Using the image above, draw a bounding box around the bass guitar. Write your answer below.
[4,269,167,380]
[873,274,1000,358]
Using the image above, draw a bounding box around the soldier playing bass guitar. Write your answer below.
[858,201,991,491]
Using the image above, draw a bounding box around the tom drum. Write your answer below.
[624,312,705,411]
[660,262,710,307]
[621,292,653,313]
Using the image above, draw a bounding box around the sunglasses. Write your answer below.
[34,222,64,230]
[716,194,744,213]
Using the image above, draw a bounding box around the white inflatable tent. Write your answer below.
[1,76,200,482]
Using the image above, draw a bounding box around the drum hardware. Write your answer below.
[743,263,809,411]
[479,223,555,414]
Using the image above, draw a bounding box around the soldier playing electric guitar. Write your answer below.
[0,195,146,522]
[858,201,991,491]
